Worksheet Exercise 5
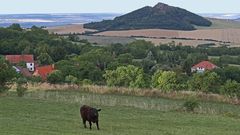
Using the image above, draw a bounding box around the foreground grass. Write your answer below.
[1,91,240,135]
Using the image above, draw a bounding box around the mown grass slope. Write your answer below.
[1,91,240,135]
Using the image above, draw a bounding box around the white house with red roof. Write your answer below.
[5,55,35,71]
[191,61,217,73]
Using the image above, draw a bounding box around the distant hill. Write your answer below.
[84,3,212,31]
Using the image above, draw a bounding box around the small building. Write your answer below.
[33,65,55,80]
[191,61,217,73]
[5,55,35,72]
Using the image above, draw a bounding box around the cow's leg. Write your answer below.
[89,121,92,130]
[96,121,100,130]
[83,119,87,128]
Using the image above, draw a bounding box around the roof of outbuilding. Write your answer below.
[5,55,34,64]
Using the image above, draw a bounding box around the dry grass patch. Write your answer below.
[15,83,240,105]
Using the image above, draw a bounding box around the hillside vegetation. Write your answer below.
[2,25,240,100]
[84,3,211,31]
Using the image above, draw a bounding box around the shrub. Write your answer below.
[65,75,78,85]
[220,80,240,98]
[183,98,200,112]
[16,77,28,97]
[82,79,93,85]
[47,70,64,84]
[28,76,42,85]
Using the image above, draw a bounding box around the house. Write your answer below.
[191,61,217,73]
[33,65,55,80]
[5,55,35,72]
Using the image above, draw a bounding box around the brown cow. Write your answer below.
[80,105,101,130]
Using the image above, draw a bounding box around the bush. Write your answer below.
[183,98,200,112]
[220,80,240,98]
[82,79,93,85]
[28,76,42,85]
[47,70,64,84]
[65,75,78,85]
[16,77,28,97]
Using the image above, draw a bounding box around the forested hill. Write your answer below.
[84,2,212,31]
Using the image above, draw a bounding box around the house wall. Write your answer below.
[191,67,205,73]
[26,63,34,72]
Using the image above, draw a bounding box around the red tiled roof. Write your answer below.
[192,61,217,70]
[5,55,34,64]
[33,65,55,80]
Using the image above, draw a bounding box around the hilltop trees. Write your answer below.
[84,3,211,31]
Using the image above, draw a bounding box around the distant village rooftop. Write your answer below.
[191,61,217,73]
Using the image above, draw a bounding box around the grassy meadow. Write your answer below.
[1,90,240,135]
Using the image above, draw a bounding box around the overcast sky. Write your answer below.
[0,0,239,14]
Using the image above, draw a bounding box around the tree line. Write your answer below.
[1,24,240,98]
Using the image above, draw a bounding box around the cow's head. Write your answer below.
[90,108,101,122]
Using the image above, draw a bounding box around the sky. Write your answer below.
[0,0,239,14]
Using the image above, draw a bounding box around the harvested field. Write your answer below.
[95,28,240,44]
[196,18,240,29]
[46,24,96,34]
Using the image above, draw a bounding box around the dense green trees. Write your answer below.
[188,71,220,93]
[1,25,240,98]
[0,59,16,92]
[104,65,148,88]
[0,24,82,65]
[151,70,178,91]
